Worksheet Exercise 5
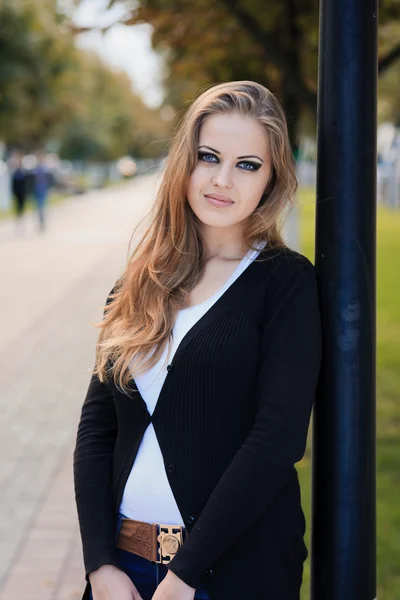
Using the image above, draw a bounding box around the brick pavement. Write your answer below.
[0,173,160,599]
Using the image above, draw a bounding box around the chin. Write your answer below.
[189,201,231,227]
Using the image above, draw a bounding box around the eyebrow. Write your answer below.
[198,145,264,163]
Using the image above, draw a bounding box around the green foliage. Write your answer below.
[0,0,170,157]
[55,51,169,161]
[378,21,400,124]
[297,189,400,599]
[0,0,77,146]
[110,0,400,137]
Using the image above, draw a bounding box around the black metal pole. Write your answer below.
[312,0,377,598]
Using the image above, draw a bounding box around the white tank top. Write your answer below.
[119,242,266,525]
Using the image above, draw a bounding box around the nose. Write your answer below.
[211,164,233,189]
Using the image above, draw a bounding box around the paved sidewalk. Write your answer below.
[0,173,160,599]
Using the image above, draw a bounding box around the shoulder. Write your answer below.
[257,246,316,287]
[256,247,321,330]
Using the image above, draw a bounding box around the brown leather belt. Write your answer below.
[116,518,187,565]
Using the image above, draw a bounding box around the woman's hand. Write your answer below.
[89,564,143,600]
[151,570,196,600]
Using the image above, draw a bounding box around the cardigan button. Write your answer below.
[167,464,176,473]
[205,569,213,576]
[166,364,174,372]
[186,515,196,525]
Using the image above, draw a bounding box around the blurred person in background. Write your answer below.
[10,152,28,234]
[32,150,52,232]
[73,81,322,600]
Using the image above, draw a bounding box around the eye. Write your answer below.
[198,151,218,163]
[238,161,261,172]
[197,151,261,172]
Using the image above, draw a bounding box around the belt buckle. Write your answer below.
[155,523,184,564]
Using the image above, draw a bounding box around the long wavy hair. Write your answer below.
[94,80,298,392]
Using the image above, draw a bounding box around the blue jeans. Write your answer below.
[34,191,47,230]
[89,512,211,600]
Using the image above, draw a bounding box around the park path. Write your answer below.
[0,173,161,599]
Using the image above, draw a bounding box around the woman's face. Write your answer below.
[187,112,272,231]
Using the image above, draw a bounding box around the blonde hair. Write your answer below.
[95,80,298,392]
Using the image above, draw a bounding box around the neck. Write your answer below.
[201,226,247,261]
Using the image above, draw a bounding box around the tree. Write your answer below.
[0,0,79,147]
[378,20,400,124]
[55,51,170,161]
[88,0,400,146]
[0,0,170,157]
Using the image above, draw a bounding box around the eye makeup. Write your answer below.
[197,151,262,172]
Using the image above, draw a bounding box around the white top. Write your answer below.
[119,242,266,525]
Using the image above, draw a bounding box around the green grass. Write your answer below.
[297,188,400,599]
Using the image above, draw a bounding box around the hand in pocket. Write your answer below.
[89,564,144,600]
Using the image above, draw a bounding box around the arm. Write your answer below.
[73,290,119,580]
[166,261,322,589]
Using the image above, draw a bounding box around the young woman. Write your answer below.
[73,80,322,600]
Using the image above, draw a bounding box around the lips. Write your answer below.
[205,193,233,203]
[205,194,234,208]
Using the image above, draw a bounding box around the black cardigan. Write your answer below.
[73,247,322,600]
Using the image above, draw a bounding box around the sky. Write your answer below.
[72,0,165,108]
